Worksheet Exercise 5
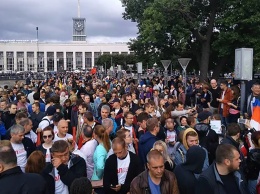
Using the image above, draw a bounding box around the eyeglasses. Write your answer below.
[43,135,53,139]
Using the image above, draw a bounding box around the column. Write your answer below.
[4,51,7,72]
[34,51,37,72]
[82,52,86,70]
[44,52,47,72]
[14,52,17,71]
[91,52,94,68]
[64,52,67,71]
[54,52,57,71]
[73,52,76,70]
[24,52,28,71]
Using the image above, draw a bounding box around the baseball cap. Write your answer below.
[46,106,56,116]
[111,98,120,103]
[197,111,212,122]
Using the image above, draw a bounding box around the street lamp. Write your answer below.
[178,58,191,94]
[161,60,171,86]
[128,64,134,77]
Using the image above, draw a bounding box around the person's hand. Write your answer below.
[227,102,233,106]
[52,157,62,168]
[66,119,70,122]
[110,111,116,118]
[245,119,252,129]
[133,138,139,144]
[36,128,42,133]
[165,138,169,144]
[111,184,121,192]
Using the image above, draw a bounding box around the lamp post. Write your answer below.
[128,64,134,77]
[178,58,191,94]
[161,60,171,86]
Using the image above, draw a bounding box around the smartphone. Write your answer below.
[238,118,247,124]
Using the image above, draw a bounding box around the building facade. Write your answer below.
[0,41,131,72]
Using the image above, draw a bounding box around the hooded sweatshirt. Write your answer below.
[174,146,206,194]
[138,131,158,167]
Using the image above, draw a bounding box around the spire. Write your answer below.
[77,0,80,18]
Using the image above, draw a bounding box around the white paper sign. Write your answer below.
[210,120,222,134]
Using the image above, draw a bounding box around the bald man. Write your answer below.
[209,79,221,114]
[53,120,73,142]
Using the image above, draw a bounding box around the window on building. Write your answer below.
[6,52,14,71]
[66,52,73,71]
[17,52,24,72]
[27,52,34,72]
[76,52,82,70]
[47,52,54,71]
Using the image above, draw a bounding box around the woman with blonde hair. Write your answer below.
[92,125,111,181]
[153,140,175,171]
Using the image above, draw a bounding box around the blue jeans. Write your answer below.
[219,108,228,127]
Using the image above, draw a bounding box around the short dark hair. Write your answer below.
[112,137,126,149]
[146,118,159,132]
[33,102,40,108]
[82,125,93,138]
[0,140,17,166]
[147,149,163,164]
[137,112,150,123]
[33,92,40,101]
[220,80,228,86]
[83,112,94,122]
[227,123,241,136]
[50,140,69,153]
[215,144,237,164]
[70,177,93,194]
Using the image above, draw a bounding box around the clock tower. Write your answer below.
[72,0,86,41]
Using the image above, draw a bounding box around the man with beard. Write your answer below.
[196,144,249,194]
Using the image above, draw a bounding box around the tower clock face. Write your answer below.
[74,21,84,31]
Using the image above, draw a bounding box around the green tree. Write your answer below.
[121,0,260,80]
[96,54,138,71]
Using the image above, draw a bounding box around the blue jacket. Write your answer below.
[138,132,158,167]
[0,122,6,140]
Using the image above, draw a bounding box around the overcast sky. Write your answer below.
[0,0,137,43]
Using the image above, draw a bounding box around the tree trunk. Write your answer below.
[199,41,211,82]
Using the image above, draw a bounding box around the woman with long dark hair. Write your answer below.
[227,85,241,123]
[36,126,54,163]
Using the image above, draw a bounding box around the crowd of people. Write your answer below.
[0,72,259,194]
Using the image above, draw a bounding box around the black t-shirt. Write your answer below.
[209,87,221,108]
[219,173,241,194]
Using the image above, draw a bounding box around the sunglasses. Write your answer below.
[43,135,53,139]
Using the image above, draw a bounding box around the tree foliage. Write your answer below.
[96,54,138,70]
[121,0,260,79]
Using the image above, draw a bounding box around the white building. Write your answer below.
[0,41,131,72]
[0,0,132,73]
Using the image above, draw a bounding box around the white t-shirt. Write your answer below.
[42,144,51,163]
[53,133,73,142]
[11,142,27,172]
[53,125,58,134]
[80,139,98,180]
[166,130,177,142]
[221,91,225,109]
[117,152,130,184]
[54,167,69,194]
[25,131,37,144]
[38,116,53,130]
